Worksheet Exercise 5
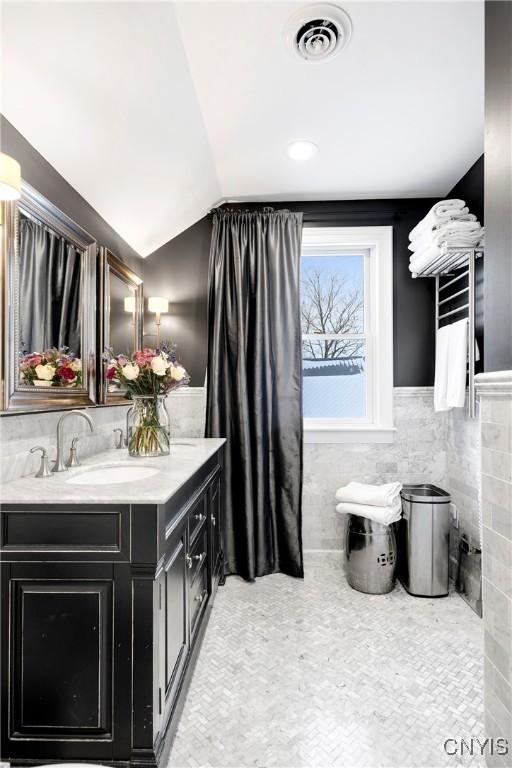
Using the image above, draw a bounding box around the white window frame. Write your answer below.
[301,226,394,444]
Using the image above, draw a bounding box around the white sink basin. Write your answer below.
[66,464,160,486]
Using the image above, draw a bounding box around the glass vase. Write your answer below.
[128,395,170,457]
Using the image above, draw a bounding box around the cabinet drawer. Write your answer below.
[187,526,208,586]
[189,560,208,639]
[188,498,207,545]
[1,507,125,552]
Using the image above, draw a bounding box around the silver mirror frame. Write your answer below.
[1,182,97,412]
[99,247,143,404]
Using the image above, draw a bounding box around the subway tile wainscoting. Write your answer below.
[1,385,482,567]
[173,385,484,611]
[446,400,483,615]
[0,388,207,483]
[476,372,512,767]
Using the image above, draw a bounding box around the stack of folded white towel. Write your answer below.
[335,481,403,525]
[408,199,484,276]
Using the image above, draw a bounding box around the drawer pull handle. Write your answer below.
[193,513,205,524]
[186,552,206,569]
[194,589,207,604]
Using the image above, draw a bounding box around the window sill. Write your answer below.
[303,426,396,444]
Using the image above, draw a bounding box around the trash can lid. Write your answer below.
[400,484,451,503]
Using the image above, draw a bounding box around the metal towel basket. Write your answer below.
[344,514,397,594]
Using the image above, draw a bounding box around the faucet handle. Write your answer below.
[113,428,124,449]
[30,446,52,478]
[66,437,81,468]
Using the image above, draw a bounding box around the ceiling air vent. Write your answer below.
[284,4,352,63]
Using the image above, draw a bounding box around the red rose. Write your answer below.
[57,366,75,381]
[106,366,117,380]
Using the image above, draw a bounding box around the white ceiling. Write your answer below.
[1,1,484,257]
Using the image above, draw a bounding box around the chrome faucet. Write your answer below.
[52,410,95,473]
[125,406,133,447]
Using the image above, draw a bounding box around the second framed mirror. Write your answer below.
[99,248,143,404]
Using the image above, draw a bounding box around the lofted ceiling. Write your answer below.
[1,1,484,257]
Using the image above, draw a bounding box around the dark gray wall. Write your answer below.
[0,116,142,271]
[484,1,512,372]
[449,155,484,225]
[447,156,485,352]
[144,198,445,387]
[142,216,211,385]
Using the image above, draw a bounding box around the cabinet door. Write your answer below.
[210,475,222,582]
[2,562,117,763]
[158,523,189,729]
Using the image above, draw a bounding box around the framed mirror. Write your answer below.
[99,248,143,403]
[1,182,97,412]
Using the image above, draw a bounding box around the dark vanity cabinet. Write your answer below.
[0,447,224,768]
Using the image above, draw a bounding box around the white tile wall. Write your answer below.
[0,386,482,574]
[477,381,512,764]
[302,388,448,550]
[0,388,206,483]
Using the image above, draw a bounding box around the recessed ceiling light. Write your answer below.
[288,141,318,160]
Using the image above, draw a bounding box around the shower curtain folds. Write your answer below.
[206,208,304,581]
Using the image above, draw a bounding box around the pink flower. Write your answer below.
[134,348,156,365]
[117,354,128,366]
[22,353,42,367]
[106,366,117,380]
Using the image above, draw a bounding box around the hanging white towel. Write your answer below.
[335,481,402,507]
[335,499,402,525]
[434,319,468,412]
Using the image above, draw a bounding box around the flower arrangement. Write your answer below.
[105,344,189,457]
[105,344,189,396]
[19,348,82,388]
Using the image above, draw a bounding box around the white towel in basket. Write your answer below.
[335,499,402,525]
[335,480,402,507]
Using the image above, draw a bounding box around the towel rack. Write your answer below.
[417,247,484,419]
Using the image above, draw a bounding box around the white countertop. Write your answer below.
[0,438,225,505]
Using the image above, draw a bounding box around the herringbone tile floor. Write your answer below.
[169,552,484,768]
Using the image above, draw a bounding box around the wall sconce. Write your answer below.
[124,295,137,349]
[0,152,21,201]
[148,296,168,346]
[124,296,136,314]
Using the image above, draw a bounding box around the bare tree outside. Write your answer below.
[301,266,364,361]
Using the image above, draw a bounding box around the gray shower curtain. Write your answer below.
[206,208,304,581]
[19,214,82,355]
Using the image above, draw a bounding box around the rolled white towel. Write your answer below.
[409,199,468,242]
[409,228,485,274]
[335,480,402,507]
[335,499,402,526]
[409,245,442,275]
[408,216,479,253]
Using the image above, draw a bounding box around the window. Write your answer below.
[301,226,394,443]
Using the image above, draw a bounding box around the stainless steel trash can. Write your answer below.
[345,514,397,594]
[398,485,451,597]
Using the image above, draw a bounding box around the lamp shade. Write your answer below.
[148,297,168,314]
[0,152,21,201]
[124,296,136,313]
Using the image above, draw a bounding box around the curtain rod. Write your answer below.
[209,205,402,222]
